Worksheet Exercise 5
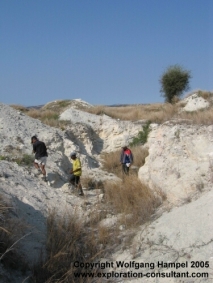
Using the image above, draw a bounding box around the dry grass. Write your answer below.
[81,176,104,191]
[85,105,106,116]
[86,103,179,123]
[0,195,28,272]
[101,146,149,178]
[27,109,59,120]
[101,149,121,176]
[31,211,118,283]
[10,104,29,113]
[11,91,213,128]
[131,146,149,167]
[10,105,70,129]
[31,180,160,282]
[104,176,161,228]
[86,94,213,125]
[26,109,70,129]
[177,108,213,125]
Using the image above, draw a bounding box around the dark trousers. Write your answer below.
[70,175,80,186]
[70,175,84,195]
[122,164,129,175]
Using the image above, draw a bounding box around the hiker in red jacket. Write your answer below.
[120,145,133,175]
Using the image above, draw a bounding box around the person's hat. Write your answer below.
[70,151,76,157]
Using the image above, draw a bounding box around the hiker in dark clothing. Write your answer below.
[120,145,133,175]
[31,136,48,181]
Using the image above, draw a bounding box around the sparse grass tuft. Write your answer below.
[0,155,7,161]
[15,154,34,166]
[0,154,34,167]
[57,100,72,108]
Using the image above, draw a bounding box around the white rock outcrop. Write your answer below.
[60,107,145,152]
[138,121,213,205]
[181,93,209,112]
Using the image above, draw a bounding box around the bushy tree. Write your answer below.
[160,65,191,103]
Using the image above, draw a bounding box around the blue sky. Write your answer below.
[0,0,212,106]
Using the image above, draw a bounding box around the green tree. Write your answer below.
[160,65,191,103]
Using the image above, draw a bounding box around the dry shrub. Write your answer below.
[104,176,161,228]
[31,211,116,283]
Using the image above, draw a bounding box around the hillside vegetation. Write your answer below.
[11,91,213,127]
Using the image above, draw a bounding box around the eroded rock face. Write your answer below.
[138,122,213,205]
[60,107,145,152]
[0,103,105,187]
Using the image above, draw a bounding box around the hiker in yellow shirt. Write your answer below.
[69,152,84,196]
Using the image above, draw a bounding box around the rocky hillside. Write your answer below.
[0,95,212,282]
